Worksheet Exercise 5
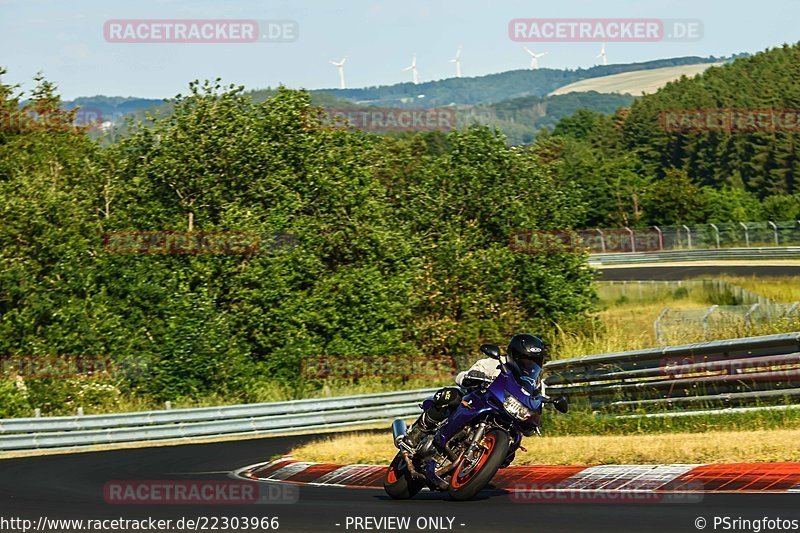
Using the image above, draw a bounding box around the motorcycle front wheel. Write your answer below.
[384,451,425,499]
[447,428,510,501]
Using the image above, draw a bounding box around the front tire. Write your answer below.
[384,452,424,499]
[447,429,510,501]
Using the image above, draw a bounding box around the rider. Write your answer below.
[404,333,548,446]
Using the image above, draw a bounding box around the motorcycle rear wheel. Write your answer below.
[384,452,425,499]
[447,428,510,501]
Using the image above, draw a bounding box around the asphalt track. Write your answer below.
[597,264,800,280]
[1,433,799,533]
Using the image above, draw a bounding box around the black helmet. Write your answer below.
[507,334,547,367]
[507,334,547,393]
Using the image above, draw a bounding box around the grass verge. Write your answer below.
[289,426,800,465]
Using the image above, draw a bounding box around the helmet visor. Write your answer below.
[515,357,543,393]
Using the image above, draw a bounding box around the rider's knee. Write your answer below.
[430,386,462,419]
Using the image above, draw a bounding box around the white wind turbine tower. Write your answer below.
[403,54,419,84]
[596,43,608,66]
[523,46,547,69]
[449,46,462,78]
[329,57,347,89]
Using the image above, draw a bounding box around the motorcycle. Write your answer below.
[384,344,568,501]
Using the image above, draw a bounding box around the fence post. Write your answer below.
[654,307,670,344]
[740,222,750,247]
[710,223,720,249]
[595,228,606,253]
[682,225,692,249]
[625,227,635,253]
[745,303,759,335]
[702,305,718,338]
[768,221,779,245]
[652,226,663,250]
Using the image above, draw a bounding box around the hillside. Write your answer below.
[461,91,634,144]
[62,55,724,122]
[549,63,723,96]
[622,43,800,195]
[321,56,724,108]
[545,43,800,230]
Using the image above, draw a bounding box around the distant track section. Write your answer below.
[591,246,800,266]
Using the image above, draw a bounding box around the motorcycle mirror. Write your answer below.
[552,395,569,414]
[480,344,502,360]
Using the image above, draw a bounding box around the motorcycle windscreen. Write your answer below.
[515,358,543,394]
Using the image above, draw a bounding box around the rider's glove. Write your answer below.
[463,370,490,387]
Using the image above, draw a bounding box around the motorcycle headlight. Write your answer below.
[503,393,535,420]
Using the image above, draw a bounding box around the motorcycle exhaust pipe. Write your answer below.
[391,419,407,449]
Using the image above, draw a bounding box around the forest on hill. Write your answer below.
[543,43,800,228]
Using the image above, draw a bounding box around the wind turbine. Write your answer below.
[329,57,347,89]
[523,46,547,69]
[449,46,462,78]
[596,43,608,66]
[403,54,419,84]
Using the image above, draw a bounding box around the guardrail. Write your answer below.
[3,333,800,452]
[590,246,800,265]
[0,388,435,452]
[545,332,800,413]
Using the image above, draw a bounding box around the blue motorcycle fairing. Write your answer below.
[433,367,543,449]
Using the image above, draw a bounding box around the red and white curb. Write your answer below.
[234,456,800,493]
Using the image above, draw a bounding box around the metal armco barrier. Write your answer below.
[545,332,800,412]
[3,333,800,452]
[0,388,436,452]
[590,246,800,265]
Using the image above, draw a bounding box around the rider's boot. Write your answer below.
[404,411,438,447]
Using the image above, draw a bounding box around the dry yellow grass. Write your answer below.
[289,428,800,465]
[553,300,708,359]
[550,63,723,96]
[720,275,800,304]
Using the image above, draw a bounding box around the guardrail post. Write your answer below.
[654,307,669,344]
[652,226,663,250]
[595,229,606,253]
[625,227,635,253]
[702,305,719,338]
[34,408,41,418]
[682,225,692,249]
[745,303,760,335]
[768,221,779,245]
[740,222,750,247]
[710,223,720,249]
[165,401,172,410]
[77,407,84,417]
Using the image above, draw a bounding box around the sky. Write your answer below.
[1,0,798,100]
